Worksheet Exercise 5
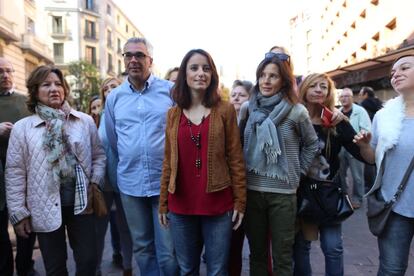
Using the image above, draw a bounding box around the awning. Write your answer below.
[326,45,414,87]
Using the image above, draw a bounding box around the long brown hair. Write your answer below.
[254,56,298,104]
[172,49,220,109]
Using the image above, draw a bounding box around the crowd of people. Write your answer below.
[0,36,413,276]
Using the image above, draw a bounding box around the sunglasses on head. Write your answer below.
[264,52,290,64]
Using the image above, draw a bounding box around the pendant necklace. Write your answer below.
[187,116,205,177]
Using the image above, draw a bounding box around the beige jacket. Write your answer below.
[5,109,106,232]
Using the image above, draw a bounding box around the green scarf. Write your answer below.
[36,101,77,183]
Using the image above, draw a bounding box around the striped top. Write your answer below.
[245,104,319,194]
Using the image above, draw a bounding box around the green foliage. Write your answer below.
[67,60,100,112]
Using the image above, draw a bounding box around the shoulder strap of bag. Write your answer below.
[391,154,414,203]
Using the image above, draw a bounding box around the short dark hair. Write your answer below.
[172,49,220,109]
[254,56,298,104]
[360,86,375,97]
[26,65,70,113]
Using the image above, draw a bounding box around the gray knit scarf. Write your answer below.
[244,91,292,180]
[36,101,77,184]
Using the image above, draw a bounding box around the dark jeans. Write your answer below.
[169,211,233,276]
[378,212,414,276]
[228,224,244,276]
[245,191,296,276]
[37,206,97,276]
[0,208,36,276]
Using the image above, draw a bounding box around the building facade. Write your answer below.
[289,0,414,99]
[45,0,144,79]
[0,0,53,92]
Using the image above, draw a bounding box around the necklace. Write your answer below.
[187,116,205,177]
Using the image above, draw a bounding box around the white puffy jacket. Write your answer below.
[5,109,106,232]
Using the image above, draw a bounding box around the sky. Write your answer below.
[115,0,302,86]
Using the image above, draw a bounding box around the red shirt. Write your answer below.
[168,113,233,215]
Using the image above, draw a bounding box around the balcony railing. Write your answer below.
[21,33,53,62]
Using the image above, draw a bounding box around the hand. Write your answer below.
[353,130,372,147]
[14,218,31,238]
[0,122,13,137]
[232,210,244,230]
[158,213,169,228]
[330,108,345,126]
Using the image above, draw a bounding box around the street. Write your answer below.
[10,203,414,275]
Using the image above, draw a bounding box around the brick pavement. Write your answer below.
[9,203,414,275]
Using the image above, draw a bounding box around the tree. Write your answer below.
[67,60,100,112]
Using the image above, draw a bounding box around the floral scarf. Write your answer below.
[35,101,77,183]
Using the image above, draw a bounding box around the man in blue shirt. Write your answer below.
[105,37,178,276]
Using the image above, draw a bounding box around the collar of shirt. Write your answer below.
[0,89,14,96]
[127,74,155,94]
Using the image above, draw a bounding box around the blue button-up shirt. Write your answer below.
[105,74,174,197]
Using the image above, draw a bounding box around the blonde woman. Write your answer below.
[294,73,366,276]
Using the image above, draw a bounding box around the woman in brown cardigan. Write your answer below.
[158,49,246,275]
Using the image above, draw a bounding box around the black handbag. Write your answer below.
[297,175,354,225]
[366,154,414,237]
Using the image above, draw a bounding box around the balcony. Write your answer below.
[84,33,99,42]
[52,29,72,40]
[21,33,53,63]
[0,17,19,43]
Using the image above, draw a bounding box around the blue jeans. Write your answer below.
[120,193,178,276]
[294,224,343,276]
[169,211,233,276]
[378,212,414,276]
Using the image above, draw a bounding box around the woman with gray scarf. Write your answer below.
[5,65,106,276]
[243,53,318,275]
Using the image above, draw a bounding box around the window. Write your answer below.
[108,53,113,72]
[372,32,380,41]
[117,38,121,53]
[53,43,64,63]
[125,24,129,33]
[85,46,96,65]
[133,31,136,37]
[26,17,35,34]
[343,31,348,37]
[25,59,37,80]
[85,20,96,39]
[360,10,366,19]
[118,59,122,75]
[106,4,111,15]
[342,0,347,7]
[371,0,379,5]
[107,30,112,47]
[351,21,356,29]
[117,15,120,25]
[386,18,396,30]
[85,0,94,10]
[361,43,367,50]
[52,16,63,34]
